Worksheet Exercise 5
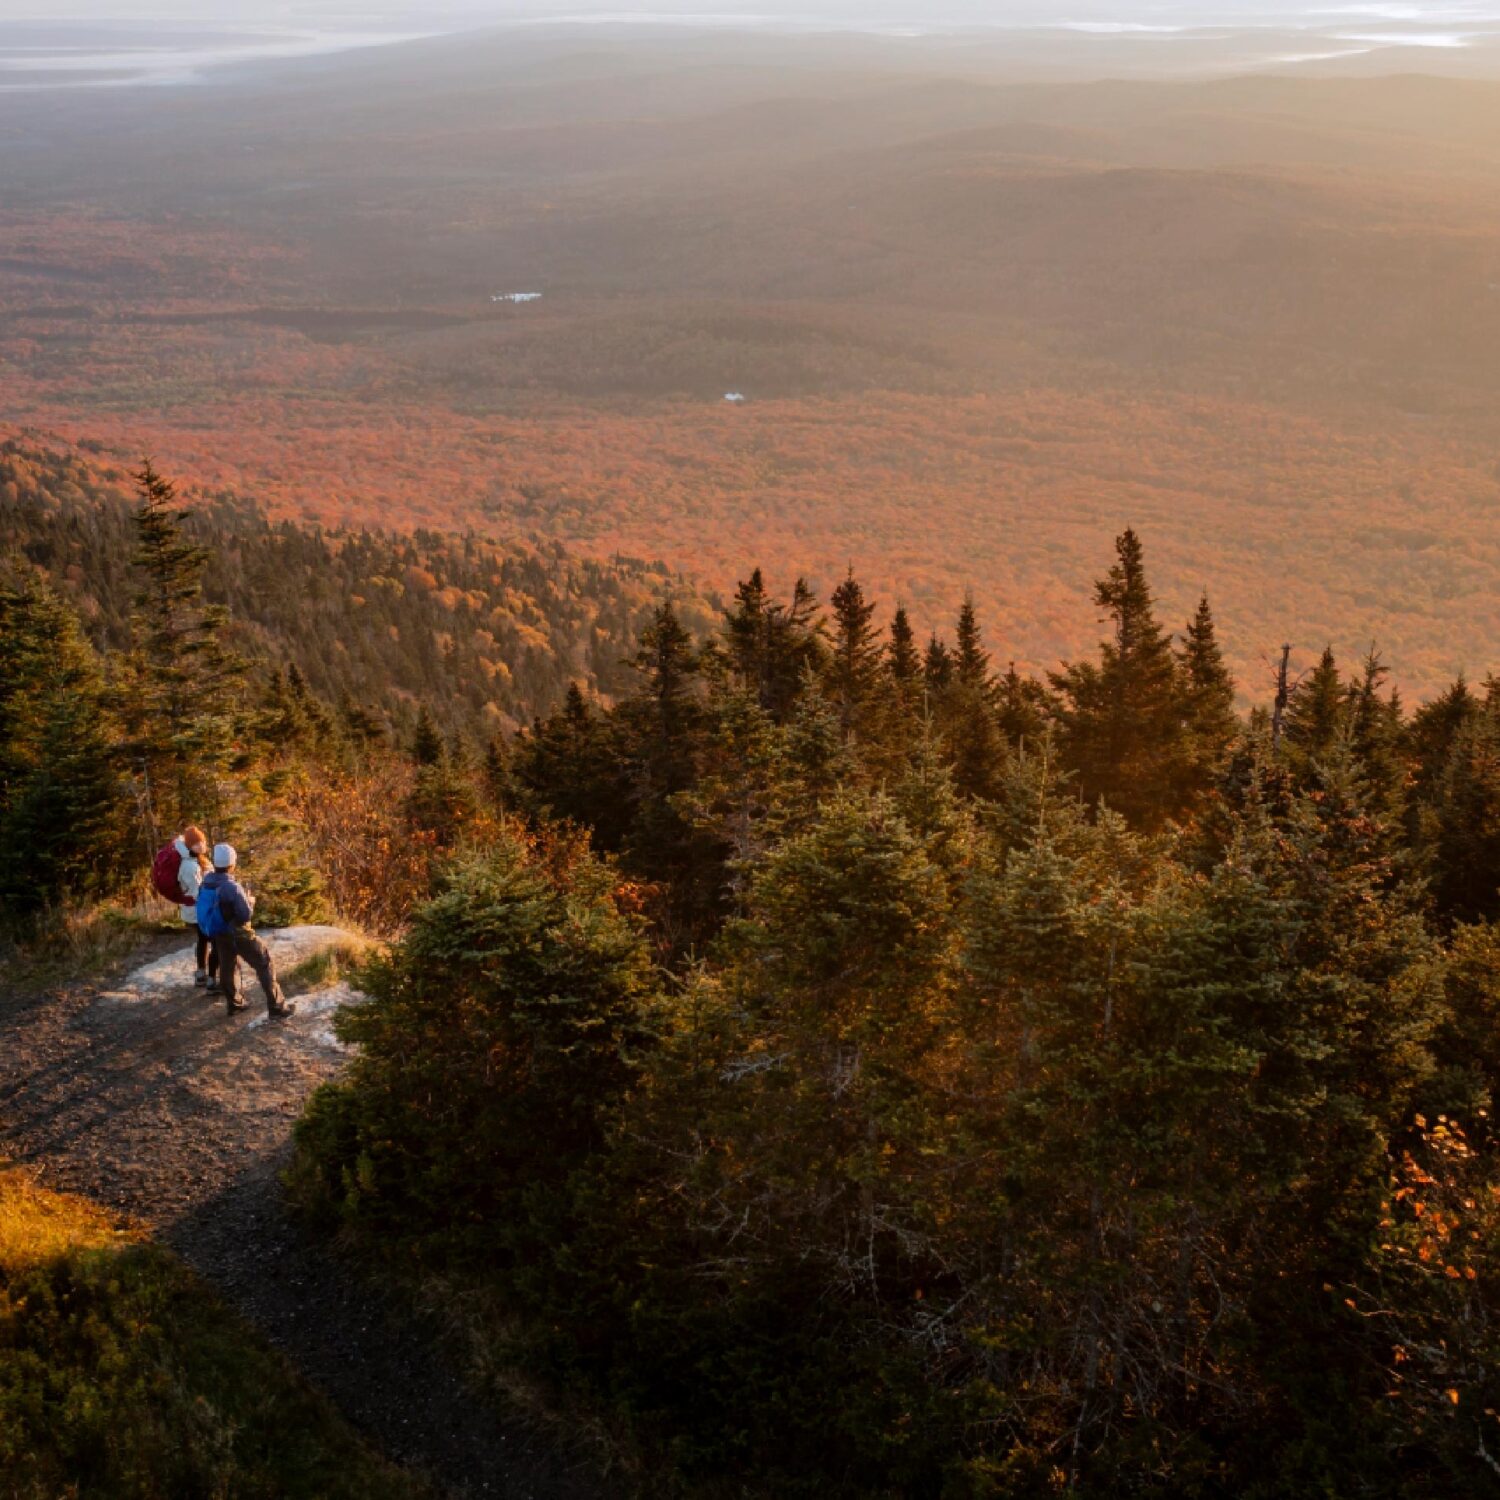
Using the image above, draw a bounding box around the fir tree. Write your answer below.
[779,579,827,701]
[512,685,632,850]
[339,696,388,748]
[1178,594,1239,798]
[930,597,1002,799]
[725,568,771,704]
[621,602,702,828]
[887,605,921,691]
[1409,675,1478,800]
[782,668,857,815]
[995,661,1052,748]
[953,596,991,686]
[119,460,244,839]
[827,569,882,738]
[724,570,824,722]
[671,684,788,913]
[483,734,513,808]
[892,724,972,882]
[304,831,661,1229]
[1423,703,1500,923]
[1050,529,1189,828]
[717,789,959,1300]
[630,605,698,746]
[411,705,444,767]
[1282,646,1344,765]
[923,636,953,695]
[259,669,305,744]
[619,602,724,944]
[403,760,481,847]
[942,679,1003,803]
[0,568,127,920]
[1345,646,1407,819]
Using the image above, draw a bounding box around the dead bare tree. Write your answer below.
[1270,644,1293,754]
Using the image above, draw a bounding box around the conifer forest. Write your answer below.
[5,442,1500,1495]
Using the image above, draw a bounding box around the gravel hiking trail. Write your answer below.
[0,926,604,1500]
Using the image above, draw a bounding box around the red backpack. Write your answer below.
[151,842,192,905]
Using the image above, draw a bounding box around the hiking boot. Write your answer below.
[205,981,221,996]
[266,1002,298,1021]
[193,969,209,987]
[226,998,248,1015]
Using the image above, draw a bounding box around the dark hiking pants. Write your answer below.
[191,923,219,978]
[213,928,286,1013]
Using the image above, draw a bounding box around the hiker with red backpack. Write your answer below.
[151,823,220,993]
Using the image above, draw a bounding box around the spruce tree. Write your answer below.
[724,570,824,721]
[878,603,925,764]
[0,568,127,920]
[827,569,882,739]
[629,603,699,752]
[483,734,513,808]
[923,636,953,695]
[719,789,958,1300]
[933,598,1002,800]
[995,661,1052,748]
[887,605,921,691]
[675,681,779,853]
[308,831,661,1234]
[892,724,972,882]
[621,602,702,833]
[259,668,306,745]
[943,681,1003,803]
[1423,703,1500,923]
[619,603,722,941]
[725,568,771,705]
[339,696,388,748]
[254,663,338,757]
[1050,529,1189,828]
[1345,647,1407,820]
[1282,646,1344,765]
[1178,594,1239,799]
[778,579,827,708]
[119,460,244,841]
[511,684,632,850]
[782,668,857,816]
[954,596,990,686]
[411,705,444,766]
[1409,675,1478,800]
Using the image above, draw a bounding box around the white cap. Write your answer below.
[212,843,237,870]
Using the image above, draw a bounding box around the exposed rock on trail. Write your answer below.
[0,927,600,1500]
[96,924,363,1050]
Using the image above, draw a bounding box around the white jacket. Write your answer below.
[175,838,204,924]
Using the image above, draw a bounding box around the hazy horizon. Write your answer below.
[6,1,1500,28]
[6,0,1500,91]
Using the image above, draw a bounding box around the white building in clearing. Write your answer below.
[724,392,747,403]
[492,292,542,304]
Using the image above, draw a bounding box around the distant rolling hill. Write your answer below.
[4,33,1500,697]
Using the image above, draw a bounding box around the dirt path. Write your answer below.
[0,927,605,1500]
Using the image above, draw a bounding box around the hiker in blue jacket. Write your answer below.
[197,843,296,1021]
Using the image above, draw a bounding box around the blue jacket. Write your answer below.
[197,869,253,936]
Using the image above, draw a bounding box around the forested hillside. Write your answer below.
[8,460,1500,1495]
[7,50,1500,697]
[0,438,712,741]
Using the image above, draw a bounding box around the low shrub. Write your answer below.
[0,1165,425,1499]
